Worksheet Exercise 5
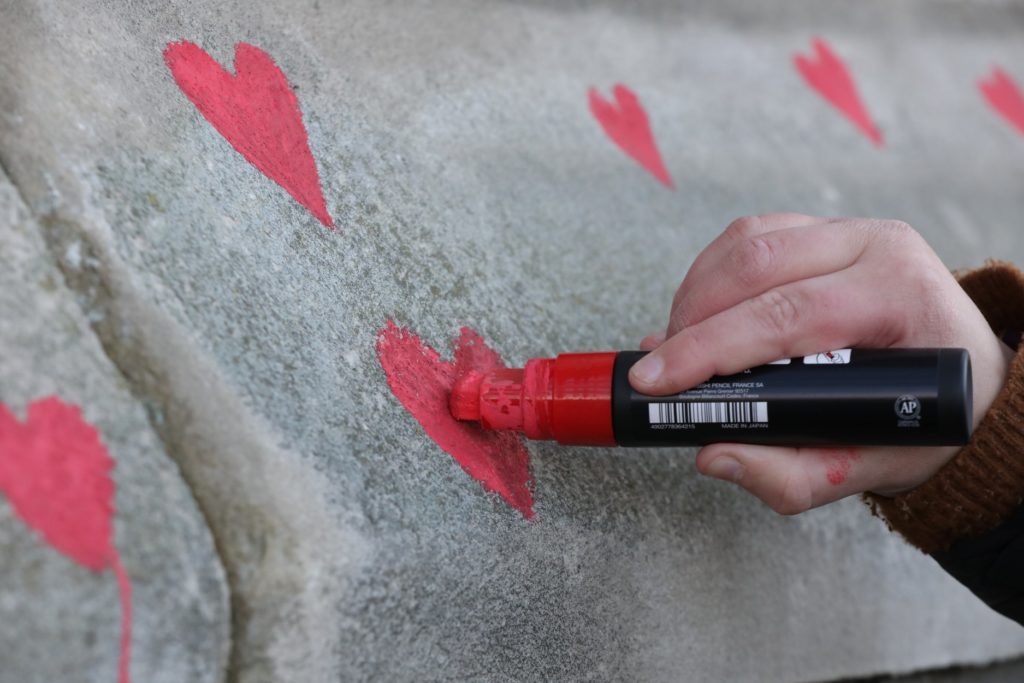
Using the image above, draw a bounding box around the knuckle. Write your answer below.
[754,288,802,340]
[868,218,922,248]
[885,219,918,239]
[911,261,949,297]
[731,236,777,290]
[665,328,712,382]
[725,215,763,240]
[668,297,696,331]
[907,268,957,338]
[768,473,813,516]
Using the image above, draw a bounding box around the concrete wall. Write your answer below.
[2,1,1024,681]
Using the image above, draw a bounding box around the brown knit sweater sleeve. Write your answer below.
[864,259,1024,554]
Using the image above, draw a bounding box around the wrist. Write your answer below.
[863,260,1024,552]
[972,333,1017,431]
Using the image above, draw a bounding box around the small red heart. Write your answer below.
[376,321,534,518]
[0,397,115,570]
[0,397,132,683]
[794,38,883,146]
[589,84,675,188]
[164,41,334,228]
[979,66,1024,136]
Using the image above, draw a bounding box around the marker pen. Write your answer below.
[449,348,972,447]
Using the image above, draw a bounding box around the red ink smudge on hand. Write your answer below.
[376,322,534,518]
[0,397,132,683]
[794,39,883,146]
[588,84,675,188]
[164,41,334,228]
[825,448,860,486]
[979,66,1024,136]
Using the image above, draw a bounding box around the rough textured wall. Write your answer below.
[0,171,230,680]
[1,0,1024,681]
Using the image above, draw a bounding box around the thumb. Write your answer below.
[696,443,871,515]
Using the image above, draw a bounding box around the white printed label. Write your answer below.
[803,349,851,364]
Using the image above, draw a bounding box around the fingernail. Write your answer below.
[706,456,744,483]
[630,354,664,386]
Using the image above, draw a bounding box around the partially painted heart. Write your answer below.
[0,397,132,683]
[164,41,334,228]
[794,38,883,146]
[376,321,534,518]
[589,84,675,188]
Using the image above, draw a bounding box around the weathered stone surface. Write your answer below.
[0,171,230,682]
[2,0,1024,681]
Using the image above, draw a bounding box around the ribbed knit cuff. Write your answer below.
[864,259,1024,554]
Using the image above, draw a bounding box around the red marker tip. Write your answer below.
[449,371,485,422]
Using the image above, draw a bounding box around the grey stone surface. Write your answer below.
[0,171,230,681]
[2,0,1024,681]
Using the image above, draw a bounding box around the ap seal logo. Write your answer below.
[895,395,921,427]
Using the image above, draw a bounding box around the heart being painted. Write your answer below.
[794,38,883,146]
[164,41,334,228]
[979,66,1024,136]
[376,321,534,518]
[0,397,132,683]
[589,84,675,188]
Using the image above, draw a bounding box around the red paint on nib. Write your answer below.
[0,397,132,683]
[979,66,1024,135]
[164,41,334,228]
[376,322,534,518]
[589,84,675,188]
[451,353,618,446]
[794,38,883,146]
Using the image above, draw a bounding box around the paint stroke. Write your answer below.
[825,448,860,486]
[589,84,675,188]
[979,66,1024,136]
[164,41,334,228]
[0,397,131,683]
[376,321,534,518]
[794,38,883,146]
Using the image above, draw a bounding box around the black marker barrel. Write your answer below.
[611,348,972,447]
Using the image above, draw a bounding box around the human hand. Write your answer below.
[629,214,1016,513]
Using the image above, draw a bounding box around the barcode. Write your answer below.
[648,401,768,424]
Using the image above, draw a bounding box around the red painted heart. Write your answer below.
[589,84,675,188]
[794,38,883,146]
[164,41,334,228]
[375,321,534,518]
[0,397,132,683]
[979,66,1024,136]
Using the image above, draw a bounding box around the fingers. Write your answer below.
[695,442,961,512]
[630,267,902,395]
[695,443,874,513]
[666,219,866,337]
[667,214,836,334]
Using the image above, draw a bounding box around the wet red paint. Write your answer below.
[164,41,334,228]
[794,38,883,146]
[0,397,131,683]
[376,322,534,518]
[979,66,1024,136]
[825,448,860,486]
[588,84,675,188]
[112,553,132,683]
